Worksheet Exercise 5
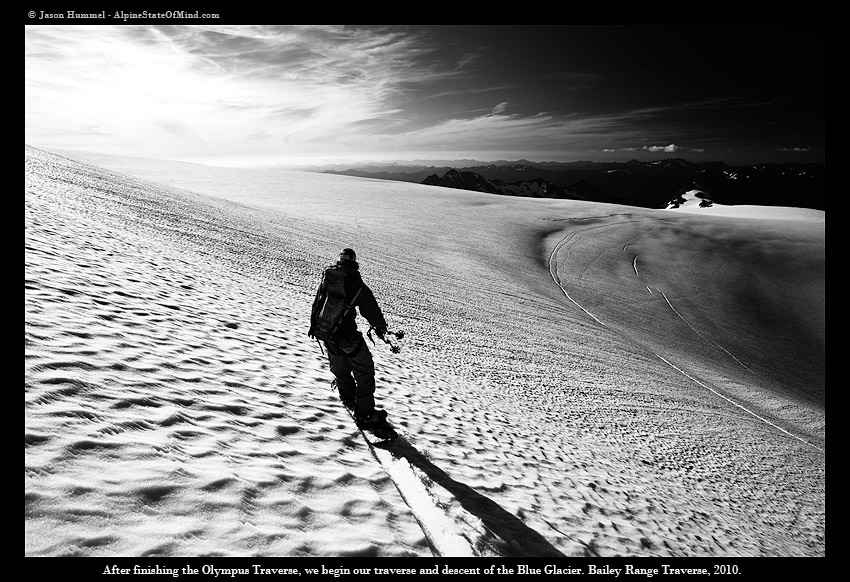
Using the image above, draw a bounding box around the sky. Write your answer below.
[25,24,826,167]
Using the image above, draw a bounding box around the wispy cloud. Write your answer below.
[25,25,821,164]
[25,25,460,158]
[28,25,657,162]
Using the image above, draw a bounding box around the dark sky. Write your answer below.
[26,24,825,166]
[405,25,825,163]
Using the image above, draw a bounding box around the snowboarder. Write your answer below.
[309,248,390,429]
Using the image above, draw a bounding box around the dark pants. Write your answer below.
[326,332,376,418]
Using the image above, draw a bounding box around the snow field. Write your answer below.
[26,146,825,557]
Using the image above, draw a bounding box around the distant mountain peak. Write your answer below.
[666,189,715,210]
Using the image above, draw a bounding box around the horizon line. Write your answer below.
[33,144,825,170]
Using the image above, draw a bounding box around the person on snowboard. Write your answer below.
[309,248,389,429]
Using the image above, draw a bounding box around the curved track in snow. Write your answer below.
[547,222,823,452]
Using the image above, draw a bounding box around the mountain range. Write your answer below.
[323,159,825,211]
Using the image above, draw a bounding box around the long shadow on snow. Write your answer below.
[374,437,565,557]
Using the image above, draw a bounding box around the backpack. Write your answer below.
[309,265,362,342]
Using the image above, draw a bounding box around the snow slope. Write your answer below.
[25,146,825,557]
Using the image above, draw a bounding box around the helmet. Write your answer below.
[339,248,356,262]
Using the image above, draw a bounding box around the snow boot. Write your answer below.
[355,409,388,429]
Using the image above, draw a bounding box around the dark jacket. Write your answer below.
[312,260,386,338]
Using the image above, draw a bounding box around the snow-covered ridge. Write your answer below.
[666,189,716,210]
[666,189,825,221]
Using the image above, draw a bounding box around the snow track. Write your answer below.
[548,224,823,452]
[658,290,753,374]
[547,232,606,327]
[363,436,475,557]
[653,355,821,451]
[359,430,567,557]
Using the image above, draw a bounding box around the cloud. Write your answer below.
[26,25,596,160]
[30,25,666,161]
[349,106,566,156]
[644,144,681,153]
[26,26,797,164]
[599,144,704,157]
[25,25,455,158]
[642,144,705,154]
